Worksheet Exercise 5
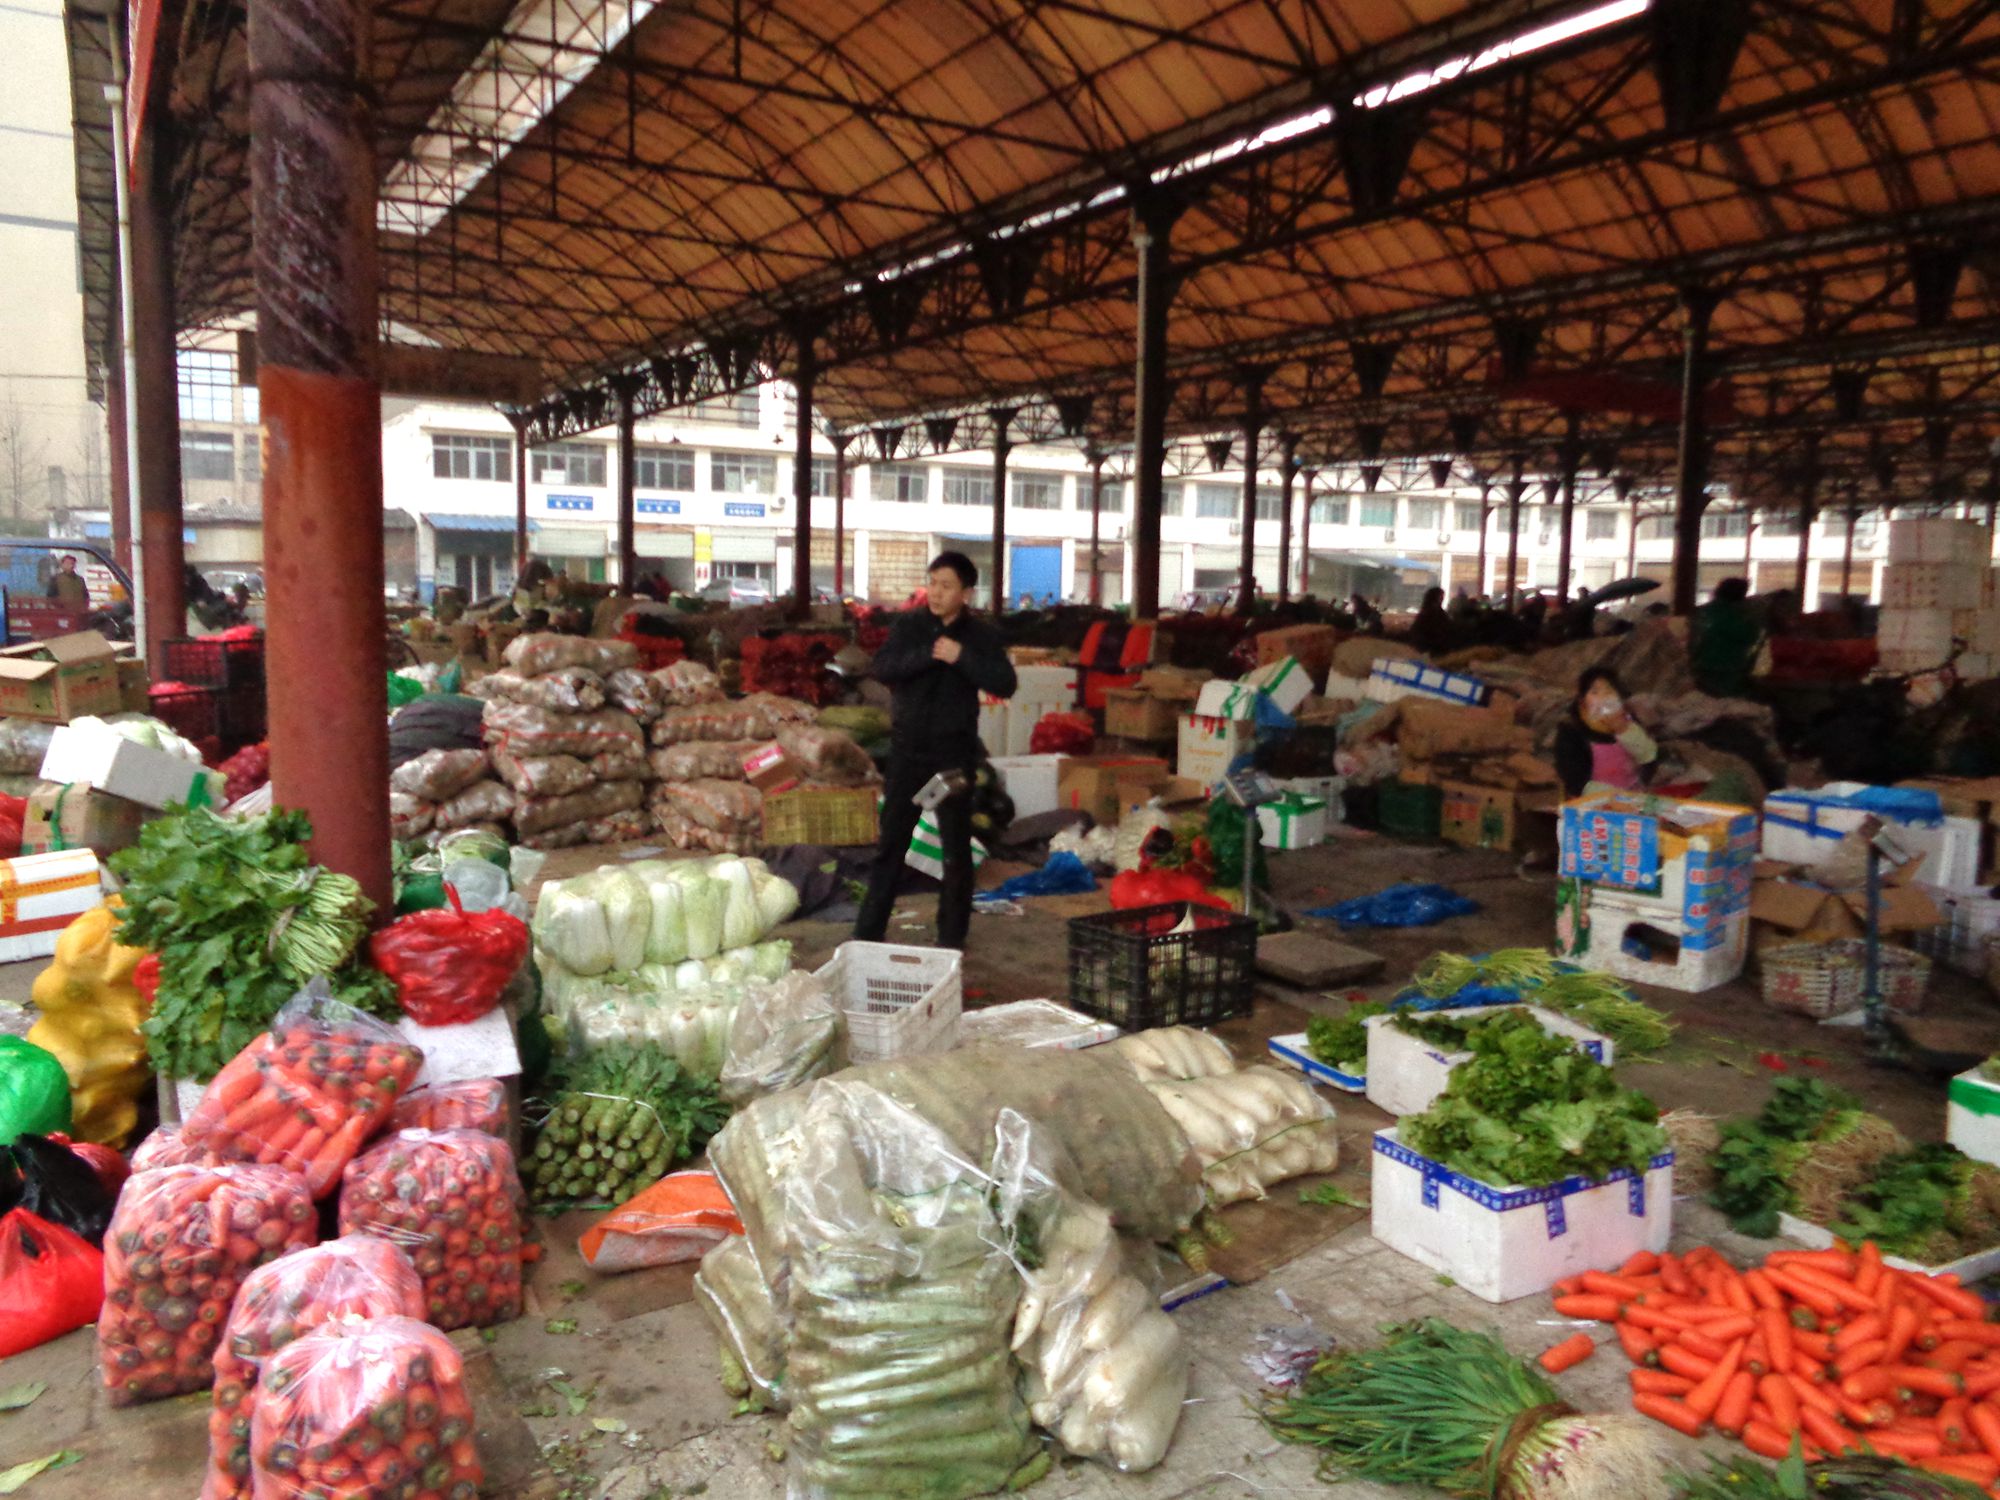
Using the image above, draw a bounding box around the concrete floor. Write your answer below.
[4,823,1996,1498]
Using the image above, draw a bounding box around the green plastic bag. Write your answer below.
[387,671,425,708]
[0,1036,73,1144]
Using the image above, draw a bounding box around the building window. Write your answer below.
[1455,502,1485,532]
[942,470,993,507]
[432,433,512,482]
[1160,484,1183,517]
[1406,498,1443,531]
[1585,509,1618,541]
[1194,484,1237,519]
[242,434,261,484]
[871,462,930,503]
[1254,487,1282,522]
[1084,480,1124,513]
[1360,496,1395,528]
[1012,472,1063,510]
[1762,510,1803,537]
[634,446,695,491]
[181,431,235,482]
[1701,510,1749,539]
[531,442,606,487]
[810,458,841,498]
[1311,494,1348,525]
[176,350,236,423]
[674,389,763,426]
[711,452,778,494]
[1637,514,1674,540]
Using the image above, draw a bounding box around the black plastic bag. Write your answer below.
[0,1134,116,1246]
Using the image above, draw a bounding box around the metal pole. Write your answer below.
[1130,195,1180,619]
[1504,462,1526,608]
[832,433,850,598]
[1297,469,1314,596]
[614,378,638,591]
[250,0,390,908]
[105,51,143,604]
[1276,432,1297,602]
[791,334,815,614]
[104,365,132,578]
[1237,375,1264,611]
[1087,450,1104,607]
[1670,287,1718,615]
[1555,427,1580,603]
[509,412,529,579]
[1842,504,1860,602]
[989,408,1014,611]
[1476,481,1492,597]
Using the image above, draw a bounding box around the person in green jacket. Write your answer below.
[1691,577,1761,697]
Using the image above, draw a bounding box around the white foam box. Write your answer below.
[1889,517,1994,566]
[1267,1032,1365,1093]
[1877,608,1956,661]
[1277,775,1345,815]
[1371,1128,1675,1302]
[1362,1005,1613,1118]
[1948,1067,2000,1168]
[1763,783,1981,888]
[1178,712,1253,789]
[989,753,1065,819]
[1241,656,1312,716]
[0,848,103,962]
[1778,1208,2000,1283]
[1374,656,1490,706]
[41,723,213,811]
[1194,678,1261,720]
[1882,562,1986,612]
[395,1007,522,1087]
[1913,884,2000,975]
[1257,794,1328,850]
[1577,887,1748,994]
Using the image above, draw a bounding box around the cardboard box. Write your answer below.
[1114,769,1204,821]
[989,753,1064,819]
[1749,872,1940,950]
[0,848,104,962]
[115,654,150,713]
[1136,665,1210,701]
[22,781,147,858]
[1056,754,1168,827]
[1103,688,1180,742]
[0,631,124,723]
[40,722,217,810]
[1439,781,1556,851]
[1396,699,1524,762]
[1882,561,1986,612]
[1177,713,1253,789]
[1241,656,1313,715]
[741,741,802,795]
[1254,623,1340,682]
[1194,678,1261,721]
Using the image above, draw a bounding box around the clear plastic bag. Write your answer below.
[694,1232,788,1406]
[603,667,667,721]
[587,747,651,782]
[578,1170,740,1272]
[433,778,517,832]
[650,702,772,746]
[131,1123,222,1173]
[741,693,817,731]
[503,630,638,677]
[649,740,760,781]
[388,1078,507,1135]
[1143,1065,1340,1206]
[388,792,435,841]
[775,726,876,786]
[0,716,55,775]
[390,748,491,803]
[471,666,606,713]
[203,1236,425,1500]
[513,778,644,837]
[178,985,425,1198]
[98,1163,318,1405]
[488,748,594,798]
[338,1129,524,1331]
[654,779,762,834]
[482,701,646,759]
[653,659,724,706]
[248,1315,481,1500]
[1105,1027,1236,1083]
[718,971,844,1106]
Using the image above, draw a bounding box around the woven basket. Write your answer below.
[1760,939,1932,1020]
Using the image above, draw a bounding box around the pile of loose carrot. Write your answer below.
[1540,1243,2000,1491]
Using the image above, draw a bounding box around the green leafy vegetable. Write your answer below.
[0,1451,80,1494]
[1406,948,1675,1057]
[1673,1448,1987,1500]
[0,1382,44,1412]
[1298,1183,1364,1208]
[1399,1011,1666,1188]
[1304,1001,1385,1073]
[1709,1078,1868,1238]
[1831,1143,2000,1265]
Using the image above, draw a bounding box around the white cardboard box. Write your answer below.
[1948,1068,2000,1168]
[1371,1128,1674,1303]
[1194,679,1261,720]
[0,848,103,963]
[41,723,211,810]
[1241,657,1312,716]
[1257,795,1328,849]
[1178,712,1253,789]
[1362,1005,1613,1118]
[1577,886,1748,994]
[989,753,1065,819]
[1889,518,1994,566]
[1266,1032,1365,1093]
[1762,783,1980,888]
[1882,562,1986,612]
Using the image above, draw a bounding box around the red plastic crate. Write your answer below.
[161,634,265,689]
[147,681,223,745]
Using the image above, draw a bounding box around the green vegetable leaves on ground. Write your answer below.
[0,1382,44,1412]
[0,1452,79,1494]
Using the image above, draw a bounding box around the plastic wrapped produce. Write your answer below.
[338,1129,524,1330]
[369,895,530,1027]
[0,716,56,775]
[587,747,651,781]
[471,666,606,713]
[742,692,817,730]
[513,778,645,837]
[718,971,843,1106]
[518,820,591,850]
[654,803,755,854]
[696,1233,788,1406]
[650,701,774,746]
[1106,1028,1236,1083]
[603,667,667,721]
[547,868,650,971]
[586,808,652,843]
[653,659,724,705]
[650,739,760,781]
[388,1079,507,1135]
[504,630,638,677]
[710,857,760,949]
[628,860,689,964]
[1144,1065,1339,1206]
[177,988,425,1198]
[653,780,762,855]
[388,792,434,841]
[433,778,516,832]
[202,1237,425,1500]
[248,1315,481,1500]
[390,749,490,803]
[131,1123,222,1172]
[488,748,594,799]
[775,726,876,786]
[482,702,645,759]
[98,1163,317,1405]
[532,880,614,974]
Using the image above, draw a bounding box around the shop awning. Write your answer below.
[427,513,539,534]
[636,530,694,559]
[712,534,777,563]
[532,526,606,558]
[1311,551,1434,573]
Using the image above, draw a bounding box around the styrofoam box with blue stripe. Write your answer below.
[1371,1129,1674,1302]
[1363,1005,1613,1118]
[1372,656,1491,707]
[1762,782,1980,889]
[1266,1032,1366,1093]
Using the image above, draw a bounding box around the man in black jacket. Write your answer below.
[854,551,1017,950]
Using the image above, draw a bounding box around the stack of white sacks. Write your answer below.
[1877,518,2000,676]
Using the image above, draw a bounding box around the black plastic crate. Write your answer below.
[147,683,223,746]
[1341,783,1380,830]
[161,635,265,690]
[219,682,266,746]
[1254,723,1340,778]
[1066,901,1257,1029]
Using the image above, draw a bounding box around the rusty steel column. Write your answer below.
[250,0,390,910]
[1555,427,1581,604]
[509,412,530,577]
[614,377,639,591]
[1795,441,1821,600]
[1275,432,1298,602]
[1130,194,1181,619]
[1297,469,1314,596]
[831,433,850,597]
[1236,372,1265,611]
[1670,287,1719,615]
[1503,461,1526,607]
[989,408,1014,612]
[129,126,185,665]
[104,364,132,574]
[1474,479,1492,596]
[1086,449,1105,607]
[1841,503,1860,602]
[791,333,816,614]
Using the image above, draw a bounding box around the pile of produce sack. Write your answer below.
[647,692,832,853]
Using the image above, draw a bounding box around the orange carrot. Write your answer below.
[1968,1402,2000,1466]
[1883,1303,1922,1365]
[1686,1342,1744,1422]
[1620,1251,1661,1277]
[1660,1345,1717,1382]
[1834,1339,1888,1377]
[1937,1321,2000,1347]
[1840,1367,1896,1402]
[1787,1373,1842,1417]
[1715,1370,1756,1437]
[1625,1304,1694,1333]
[1907,1274,1989,1323]
[1866,1428,1943,1461]
[1794,1328,1835,1361]
[1742,1268,1785,1312]
[1746,1330,1770,1375]
[1699,1314,1758,1343]
[1964,1364,2000,1399]
[1924,1339,1985,1374]
[1553,1276,1585,1298]
[1679,1328,1731,1362]
[1539,1334,1596,1374]
[1617,1322,1657,1366]
[1770,1248,1859,1276]
[1659,1254,1692,1297]
[1834,1314,1887,1354]
[1633,1393,1706,1437]
[1921,1453,2000,1485]
[1837,1392,1891,1429]
[1769,1269,1843,1319]
[1743,1420,1793,1460]
[1760,1373,1802,1434]
[1553,1294,1622,1321]
[1631,1368,1696,1396]
[1760,1308,1795,1377]
[1801,1405,1863,1455]
[1580,1271,1648,1300]
[1855,1240,1884,1297]
[1939,1397,1970,1449]
[1892,1364,1966,1400]
[1789,1265,1879,1314]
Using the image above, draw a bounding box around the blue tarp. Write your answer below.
[1306,882,1479,930]
[975,851,1095,906]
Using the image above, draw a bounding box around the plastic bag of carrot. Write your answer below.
[202,1236,426,1500]
[337,1129,525,1331]
[1548,1243,2000,1491]
[179,986,425,1199]
[249,1315,482,1500]
[386,1078,508,1137]
[98,1163,317,1406]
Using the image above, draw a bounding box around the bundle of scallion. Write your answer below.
[1408,948,1676,1058]
[1262,1319,1674,1500]
[1673,1451,1988,1500]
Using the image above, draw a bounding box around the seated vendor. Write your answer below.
[1553,667,1658,798]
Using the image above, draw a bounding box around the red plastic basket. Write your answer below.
[161,634,264,689]
[147,681,223,745]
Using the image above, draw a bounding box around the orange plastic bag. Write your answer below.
[578,1171,741,1273]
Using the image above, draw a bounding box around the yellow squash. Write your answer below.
[26,900,150,1146]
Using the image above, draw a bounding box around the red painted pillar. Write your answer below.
[250,0,390,911]
[129,128,185,664]
[831,434,849,598]
[1297,469,1313,596]
[1275,432,1297,602]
